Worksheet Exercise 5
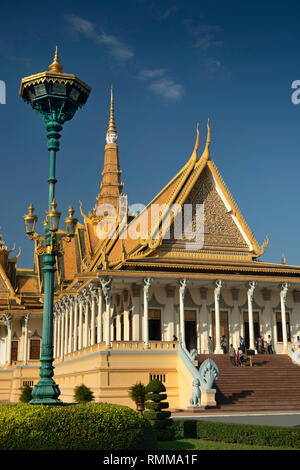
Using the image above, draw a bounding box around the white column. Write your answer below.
[179,279,188,348]
[84,302,89,348]
[143,278,152,347]
[53,310,57,358]
[68,299,74,353]
[101,277,112,347]
[214,280,223,354]
[60,309,65,360]
[78,300,83,350]
[4,315,12,365]
[247,281,257,352]
[87,285,97,346]
[124,309,129,341]
[56,309,61,358]
[97,289,103,343]
[73,298,78,351]
[280,283,289,352]
[64,303,69,356]
[23,314,29,363]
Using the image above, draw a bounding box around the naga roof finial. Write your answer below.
[199,118,211,161]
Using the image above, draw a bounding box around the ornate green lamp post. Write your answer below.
[20,48,91,405]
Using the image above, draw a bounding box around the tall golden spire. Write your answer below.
[106,85,118,143]
[94,86,123,214]
[48,46,63,74]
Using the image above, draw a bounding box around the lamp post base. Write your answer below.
[30,377,63,406]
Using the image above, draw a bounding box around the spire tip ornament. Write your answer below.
[106,85,118,144]
[48,46,63,74]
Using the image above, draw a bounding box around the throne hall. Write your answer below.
[1,85,300,409]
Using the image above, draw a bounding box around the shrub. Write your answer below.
[0,403,157,450]
[128,382,146,413]
[74,384,94,403]
[143,379,174,441]
[19,384,33,404]
[196,420,300,449]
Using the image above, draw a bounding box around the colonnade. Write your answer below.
[1,278,292,365]
[42,278,295,358]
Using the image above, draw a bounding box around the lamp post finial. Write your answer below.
[48,45,63,73]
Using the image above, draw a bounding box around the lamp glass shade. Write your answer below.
[47,200,61,232]
[23,204,38,235]
[64,206,78,236]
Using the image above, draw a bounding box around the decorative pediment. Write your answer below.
[30,329,41,338]
[148,293,165,309]
[208,294,233,312]
[184,289,199,308]
[158,165,257,261]
[239,298,264,313]
[272,303,292,312]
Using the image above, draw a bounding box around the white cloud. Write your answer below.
[66,15,134,61]
[158,5,178,20]
[138,68,184,101]
[96,32,134,61]
[139,68,167,79]
[184,20,223,50]
[67,15,95,36]
[66,15,183,101]
[150,78,184,101]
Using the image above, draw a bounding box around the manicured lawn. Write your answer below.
[158,439,295,451]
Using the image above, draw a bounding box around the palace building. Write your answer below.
[1,85,300,409]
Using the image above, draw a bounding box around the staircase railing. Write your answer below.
[178,341,219,407]
[287,344,300,366]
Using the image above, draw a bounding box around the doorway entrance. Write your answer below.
[11,340,18,362]
[243,311,260,349]
[149,309,161,341]
[184,310,197,351]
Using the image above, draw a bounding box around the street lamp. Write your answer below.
[20,47,91,405]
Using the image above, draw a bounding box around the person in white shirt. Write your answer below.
[267,335,273,354]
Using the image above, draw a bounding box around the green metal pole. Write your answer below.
[47,119,62,211]
[30,116,63,405]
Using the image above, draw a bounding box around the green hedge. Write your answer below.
[171,419,197,439]
[172,419,300,449]
[0,403,157,450]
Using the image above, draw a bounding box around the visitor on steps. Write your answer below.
[258,336,265,354]
[229,344,236,366]
[221,336,227,354]
[236,347,244,366]
[267,335,274,354]
[240,336,245,353]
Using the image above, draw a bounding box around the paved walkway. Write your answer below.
[171,411,300,427]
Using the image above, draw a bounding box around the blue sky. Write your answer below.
[1,0,300,268]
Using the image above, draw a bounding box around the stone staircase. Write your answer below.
[197,353,300,412]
